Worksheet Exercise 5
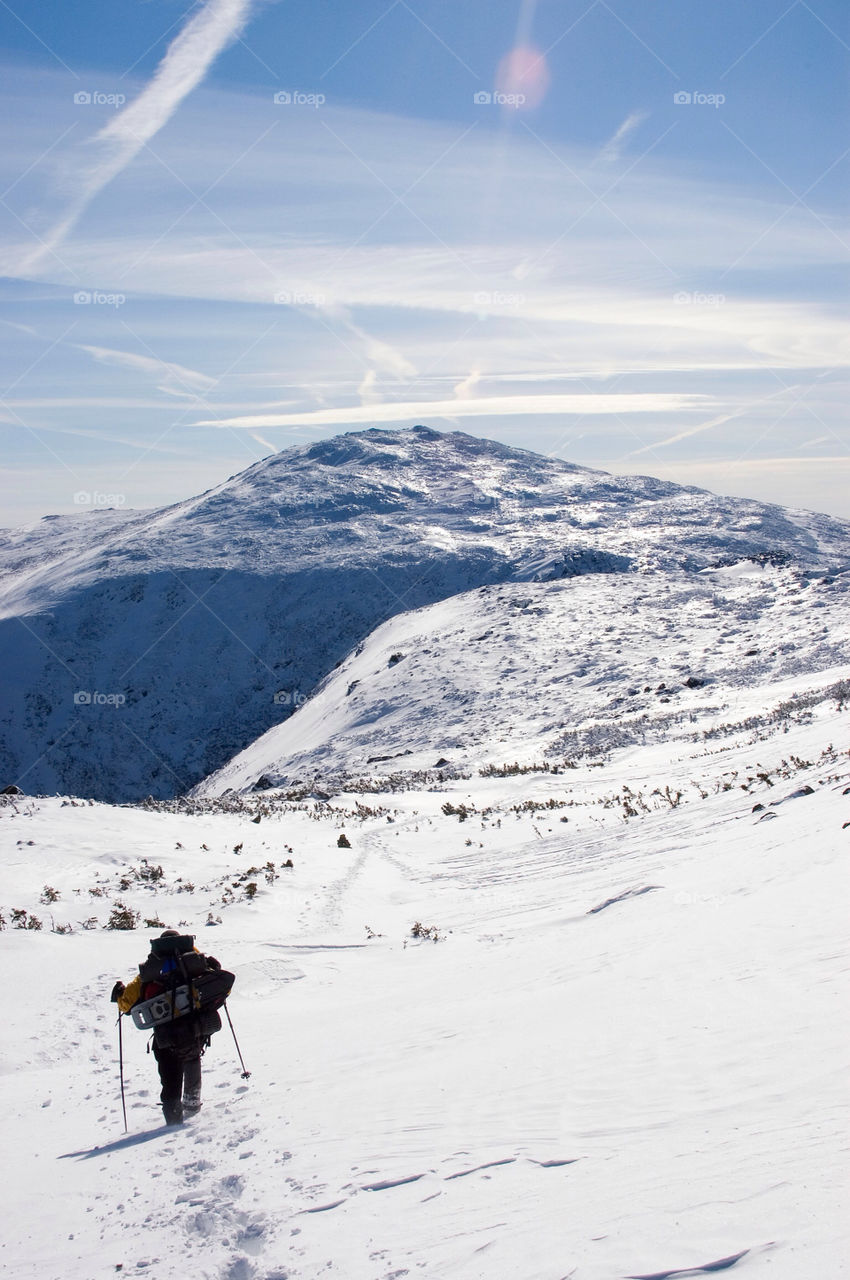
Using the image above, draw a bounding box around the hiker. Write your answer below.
[111,929,227,1126]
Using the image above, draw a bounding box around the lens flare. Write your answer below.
[495,45,551,110]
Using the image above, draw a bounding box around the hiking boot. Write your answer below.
[163,1101,184,1126]
[183,1092,202,1116]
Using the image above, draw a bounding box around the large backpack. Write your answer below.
[130,934,234,1054]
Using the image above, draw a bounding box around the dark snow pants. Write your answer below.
[153,1042,201,1124]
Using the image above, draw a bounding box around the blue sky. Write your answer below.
[0,0,848,524]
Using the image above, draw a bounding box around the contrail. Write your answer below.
[21,0,255,274]
[627,384,801,457]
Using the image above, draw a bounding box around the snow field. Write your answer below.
[1,694,847,1280]
[199,565,850,797]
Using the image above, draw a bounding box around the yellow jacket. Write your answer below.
[117,975,142,1015]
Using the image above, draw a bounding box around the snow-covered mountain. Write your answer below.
[2,425,849,802]
[197,562,850,797]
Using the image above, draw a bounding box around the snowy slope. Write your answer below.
[2,426,849,803]
[198,561,850,797]
[1,685,847,1279]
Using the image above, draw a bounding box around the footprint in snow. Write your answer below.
[228,1127,260,1148]
[220,1173,245,1197]
[237,1220,267,1255]
[220,1256,258,1280]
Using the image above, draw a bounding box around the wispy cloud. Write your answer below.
[595,110,650,165]
[27,422,187,452]
[328,306,418,380]
[357,368,380,405]
[3,69,847,520]
[20,0,255,273]
[194,391,709,430]
[316,304,417,414]
[454,369,482,400]
[77,343,216,395]
[0,318,39,338]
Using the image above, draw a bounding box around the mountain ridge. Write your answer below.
[196,563,850,798]
[1,426,848,802]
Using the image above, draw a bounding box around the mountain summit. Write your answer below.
[1,427,848,801]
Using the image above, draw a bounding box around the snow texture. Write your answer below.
[198,562,850,797]
[1,685,847,1278]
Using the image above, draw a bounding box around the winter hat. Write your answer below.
[160,928,180,938]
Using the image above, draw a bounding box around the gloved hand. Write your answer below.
[110,981,125,1003]
[206,956,221,971]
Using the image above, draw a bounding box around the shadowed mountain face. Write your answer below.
[1,426,848,802]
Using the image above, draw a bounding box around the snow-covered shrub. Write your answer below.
[11,908,42,930]
[411,922,441,942]
[441,801,471,820]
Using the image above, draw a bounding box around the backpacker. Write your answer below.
[130,934,235,1050]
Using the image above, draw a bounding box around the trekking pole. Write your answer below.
[117,1013,128,1132]
[224,1003,251,1079]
